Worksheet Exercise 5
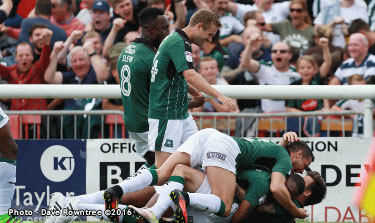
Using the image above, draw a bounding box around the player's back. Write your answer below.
[233,137,292,176]
[118,39,156,133]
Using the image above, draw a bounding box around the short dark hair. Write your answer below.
[305,171,327,206]
[139,7,165,28]
[35,0,52,17]
[189,9,221,30]
[348,19,370,35]
[286,141,314,162]
[28,24,48,37]
[286,173,305,198]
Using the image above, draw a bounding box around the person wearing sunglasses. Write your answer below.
[262,0,314,55]
[240,32,300,113]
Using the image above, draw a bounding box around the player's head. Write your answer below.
[286,173,305,198]
[188,9,221,47]
[139,7,170,48]
[302,171,327,206]
[286,141,314,174]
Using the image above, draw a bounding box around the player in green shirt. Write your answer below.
[147,8,237,169]
[117,7,170,166]
[110,129,312,223]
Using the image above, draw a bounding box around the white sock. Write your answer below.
[150,176,185,219]
[187,193,225,215]
[77,203,129,222]
[76,191,104,204]
[0,161,16,215]
[118,169,156,194]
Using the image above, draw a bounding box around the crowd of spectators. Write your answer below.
[0,0,374,138]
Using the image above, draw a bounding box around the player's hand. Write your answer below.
[70,30,84,41]
[113,18,126,32]
[319,37,329,47]
[42,28,53,46]
[217,95,237,112]
[188,94,205,109]
[283,131,299,143]
[295,208,309,219]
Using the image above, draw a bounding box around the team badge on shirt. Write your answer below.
[185,51,193,62]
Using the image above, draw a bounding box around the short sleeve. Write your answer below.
[169,38,194,73]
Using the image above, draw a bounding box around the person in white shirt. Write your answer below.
[241,33,301,112]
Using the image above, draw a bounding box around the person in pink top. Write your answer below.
[50,0,85,36]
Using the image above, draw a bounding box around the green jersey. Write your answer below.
[118,38,156,132]
[233,137,292,177]
[237,169,271,206]
[250,194,302,223]
[148,29,194,120]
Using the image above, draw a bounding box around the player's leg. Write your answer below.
[0,111,30,223]
[128,131,155,167]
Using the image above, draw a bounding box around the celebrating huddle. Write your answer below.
[44,8,326,223]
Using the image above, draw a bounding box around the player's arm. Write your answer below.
[44,41,64,84]
[270,172,308,219]
[232,200,255,223]
[183,69,237,111]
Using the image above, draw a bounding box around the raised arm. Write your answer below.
[270,172,308,219]
[83,40,110,83]
[319,37,332,78]
[44,41,64,84]
[57,30,84,65]
[241,32,261,73]
[172,1,186,30]
[103,18,125,58]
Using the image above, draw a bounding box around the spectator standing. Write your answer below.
[263,0,314,55]
[330,33,375,85]
[0,30,52,111]
[18,0,67,46]
[285,38,331,136]
[50,0,85,36]
[242,35,300,113]
[44,41,109,138]
[112,0,147,44]
[88,0,112,43]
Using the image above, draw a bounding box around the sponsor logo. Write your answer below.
[206,152,226,161]
[185,51,193,62]
[164,139,174,148]
[40,145,75,182]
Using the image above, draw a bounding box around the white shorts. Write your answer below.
[176,128,240,174]
[148,115,197,153]
[187,176,238,223]
[0,107,9,129]
[128,131,149,157]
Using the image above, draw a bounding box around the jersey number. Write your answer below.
[120,65,131,96]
